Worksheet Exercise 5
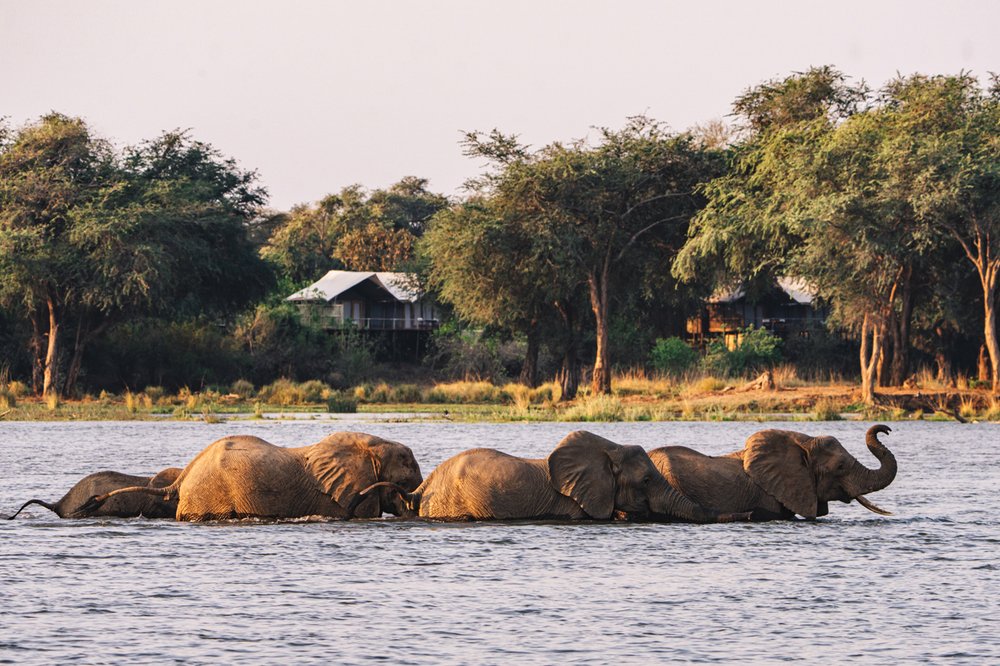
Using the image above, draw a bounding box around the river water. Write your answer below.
[1,419,997,664]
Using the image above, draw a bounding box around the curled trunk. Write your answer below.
[847,424,898,497]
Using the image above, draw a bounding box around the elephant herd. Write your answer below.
[6,425,898,524]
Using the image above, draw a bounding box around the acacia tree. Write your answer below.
[61,130,272,395]
[262,178,447,280]
[902,74,1000,392]
[0,114,113,396]
[0,116,271,397]
[674,68,918,404]
[465,118,721,395]
[421,198,575,390]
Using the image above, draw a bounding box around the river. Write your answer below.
[1,419,997,664]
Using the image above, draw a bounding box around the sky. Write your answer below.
[3,0,998,211]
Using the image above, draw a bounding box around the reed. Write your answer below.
[426,381,502,404]
[559,394,625,422]
[811,399,842,421]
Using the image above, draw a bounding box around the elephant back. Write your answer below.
[178,436,320,520]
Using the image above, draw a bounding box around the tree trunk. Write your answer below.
[859,313,883,406]
[554,300,580,401]
[889,267,913,386]
[984,265,999,393]
[42,295,60,398]
[588,269,612,395]
[518,319,539,388]
[29,307,45,396]
[933,325,953,385]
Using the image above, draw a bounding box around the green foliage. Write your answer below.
[650,337,699,376]
[326,391,358,413]
[262,178,447,281]
[230,379,255,398]
[702,327,783,377]
[234,302,374,388]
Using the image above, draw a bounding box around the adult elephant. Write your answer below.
[368,430,746,522]
[82,432,422,521]
[7,468,182,519]
[649,424,897,521]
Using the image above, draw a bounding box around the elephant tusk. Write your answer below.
[855,494,893,516]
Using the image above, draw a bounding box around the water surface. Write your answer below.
[1,420,997,664]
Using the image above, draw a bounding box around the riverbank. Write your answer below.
[2,376,997,423]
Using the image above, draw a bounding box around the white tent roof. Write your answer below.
[286,270,422,303]
[708,277,815,305]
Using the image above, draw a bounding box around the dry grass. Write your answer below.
[426,381,502,404]
[612,369,675,398]
[812,398,843,421]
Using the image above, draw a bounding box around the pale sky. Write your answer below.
[3,0,998,211]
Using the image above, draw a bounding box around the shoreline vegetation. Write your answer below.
[2,370,997,424]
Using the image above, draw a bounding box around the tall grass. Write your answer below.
[612,369,675,398]
[426,381,502,404]
[560,395,625,422]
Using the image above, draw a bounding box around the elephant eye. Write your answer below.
[642,475,651,486]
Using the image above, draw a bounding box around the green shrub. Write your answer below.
[392,384,424,403]
[326,391,358,413]
[259,378,304,405]
[230,379,255,399]
[650,337,698,376]
[702,327,782,377]
[299,380,332,403]
[145,386,167,403]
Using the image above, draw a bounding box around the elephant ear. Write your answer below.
[743,430,818,518]
[547,431,617,519]
[298,432,380,511]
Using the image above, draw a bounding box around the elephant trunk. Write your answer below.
[76,483,177,517]
[845,424,898,503]
[6,499,59,520]
[356,481,418,518]
[647,476,734,524]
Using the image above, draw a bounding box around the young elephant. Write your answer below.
[649,424,897,521]
[7,468,182,519]
[372,430,741,522]
[82,432,422,521]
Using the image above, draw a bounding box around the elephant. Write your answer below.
[7,467,182,519]
[80,431,423,522]
[649,424,898,521]
[367,430,747,522]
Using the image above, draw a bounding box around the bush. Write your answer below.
[299,380,332,403]
[702,327,782,377]
[230,379,255,399]
[650,337,698,376]
[258,378,304,405]
[326,391,358,413]
[0,388,16,410]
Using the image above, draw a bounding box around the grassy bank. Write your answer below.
[2,369,998,423]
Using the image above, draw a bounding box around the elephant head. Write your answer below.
[298,432,423,519]
[742,424,897,519]
[7,467,183,519]
[547,431,674,520]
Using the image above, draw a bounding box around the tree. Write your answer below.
[0,114,114,396]
[0,116,272,396]
[422,198,568,389]
[898,73,1000,392]
[262,178,447,281]
[674,68,918,404]
[464,117,722,395]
